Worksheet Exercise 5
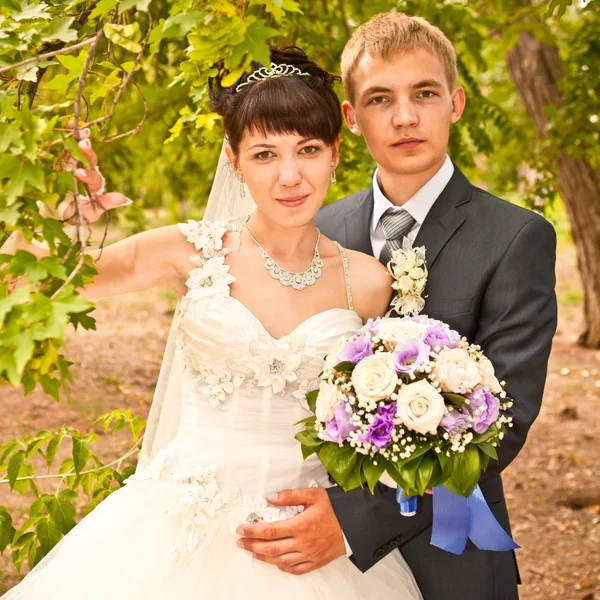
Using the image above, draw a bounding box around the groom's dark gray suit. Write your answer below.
[315,164,557,600]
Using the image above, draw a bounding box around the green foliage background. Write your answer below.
[0,0,597,579]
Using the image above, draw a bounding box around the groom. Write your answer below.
[237,11,557,599]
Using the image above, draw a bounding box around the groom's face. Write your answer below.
[342,48,465,178]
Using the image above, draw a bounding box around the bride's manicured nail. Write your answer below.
[75,168,86,178]
[236,526,244,536]
[266,492,278,502]
[122,197,133,206]
[237,539,244,549]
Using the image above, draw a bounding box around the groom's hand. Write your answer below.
[236,488,346,575]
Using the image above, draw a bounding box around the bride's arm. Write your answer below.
[2,225,189,299]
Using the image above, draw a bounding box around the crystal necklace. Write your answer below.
[244,217,323,291]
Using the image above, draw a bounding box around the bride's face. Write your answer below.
[227,130,339,227]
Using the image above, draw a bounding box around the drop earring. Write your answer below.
[330,162,337,186]
[238,174,246,198]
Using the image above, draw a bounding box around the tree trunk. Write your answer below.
[506,30,600,348]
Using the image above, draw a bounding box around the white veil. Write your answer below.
[138,138,255,468]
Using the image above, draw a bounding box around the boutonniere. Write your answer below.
[387,238,428,316]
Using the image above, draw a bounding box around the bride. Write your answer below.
[1,47,422,599]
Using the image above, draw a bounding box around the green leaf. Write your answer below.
[162,12,203,39]
[333,361,356,373]
[7,451,25,490]
[398,454,425,495]
[343,454,366,490]
[478,442,498,461]
[442,393,467,408]
[305,390,318,413]
[46,493,76,534]
[317,443,357,488]
[0,508,16,553]
[471,424,501,444]
[72,437,89,474]
[363,458,386,494]
[35,515,62,554]
[294,430,323,448]
[447,445,481,497]
[245,20,279,66]
[90,0,118,18]
[415,451,435,495]
[42,17,77,43]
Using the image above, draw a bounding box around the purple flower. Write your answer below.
[360,412,395,449]
[392,339,431,373]
[468,389,500,434]
[338,337,373,364]
[320,402,357,446]
[424,326,461,351]
[358,317,381,336]
[441,408,470,435]
[377,402,397,419]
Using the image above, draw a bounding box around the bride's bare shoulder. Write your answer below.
[344,248,393,319]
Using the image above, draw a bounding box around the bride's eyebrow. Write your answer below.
[248,143,276,150]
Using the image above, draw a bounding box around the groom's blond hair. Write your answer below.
[341,12,458,103]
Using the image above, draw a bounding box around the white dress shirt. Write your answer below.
[370,155,454,260]
[342,155,454,559]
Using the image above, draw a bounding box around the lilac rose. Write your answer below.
[424,326,461,351]
[468,389,500,434]
[359,408,395,450]
[393,339,431,373]
[357,317,381,336]
[440,408,470,435]
[320,402,357,446]
[338,337,373,364]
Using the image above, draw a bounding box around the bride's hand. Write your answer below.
[62,121,130,223]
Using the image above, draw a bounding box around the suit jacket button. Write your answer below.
[389,540,398,549]
[396,535,404,544]
[375,549,386,559]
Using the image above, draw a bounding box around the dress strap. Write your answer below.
[333,241,354,311]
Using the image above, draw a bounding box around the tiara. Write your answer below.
[235,62,310,93]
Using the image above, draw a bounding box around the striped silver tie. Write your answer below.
[379,208,417,266]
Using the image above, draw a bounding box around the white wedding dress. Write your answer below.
[3,219,422,600]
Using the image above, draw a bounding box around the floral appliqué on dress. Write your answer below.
[176,218,314,406]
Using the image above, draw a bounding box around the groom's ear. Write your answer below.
[450,86,466,124]
[342,101,362,136]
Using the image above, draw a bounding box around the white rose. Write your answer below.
[315,381,340,422]
[477,356,502,394]
[351,353,398,405]
[397,275,414,293]
[409,267,425,279]
[390,256,413,275]
[435,347,482,394]
[396,380,446,435]
[378,319,428,350]
[324,337,348,370]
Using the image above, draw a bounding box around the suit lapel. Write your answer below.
[413,165,472,270]
[343,189,375,257]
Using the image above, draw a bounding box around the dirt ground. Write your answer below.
[0,238,598,598]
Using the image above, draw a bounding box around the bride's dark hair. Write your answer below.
[209,47,343,153]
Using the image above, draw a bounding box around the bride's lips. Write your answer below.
[276,194,309,208]
[392,137,424,150]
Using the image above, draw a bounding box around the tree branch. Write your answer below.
[0,37,99,76]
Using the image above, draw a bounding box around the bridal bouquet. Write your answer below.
[296,240,513,500]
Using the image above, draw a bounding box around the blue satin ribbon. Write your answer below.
[429,484,520,555]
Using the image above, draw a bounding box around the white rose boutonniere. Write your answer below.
[388,238,428,316]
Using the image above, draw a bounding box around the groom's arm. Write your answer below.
[473,216,557,483]
[327,215,557,572]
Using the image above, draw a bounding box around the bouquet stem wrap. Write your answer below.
[431,484,520,555]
